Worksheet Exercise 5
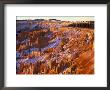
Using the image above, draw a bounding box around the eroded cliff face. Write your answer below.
[16,20,94,74]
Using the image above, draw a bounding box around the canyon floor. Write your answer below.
[16,27,94,74]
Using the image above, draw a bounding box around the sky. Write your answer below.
[16,16,94,21]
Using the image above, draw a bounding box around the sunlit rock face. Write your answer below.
[16,19,94,74]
